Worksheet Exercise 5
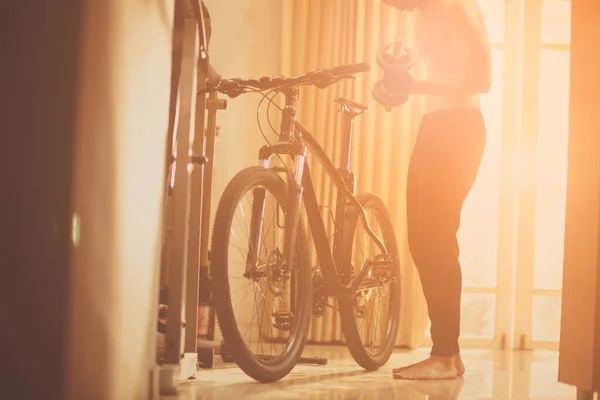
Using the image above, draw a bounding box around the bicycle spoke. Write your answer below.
[225,183,302,362]
[349,205,394,354]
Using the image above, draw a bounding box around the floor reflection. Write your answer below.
[164,345,578,400]
[407,377,465,400]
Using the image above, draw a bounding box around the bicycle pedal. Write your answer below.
[374,253,400,263]
[372,266,393,272]
[271,312,294,332]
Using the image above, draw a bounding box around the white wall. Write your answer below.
[65,1,173,399]
[56,2,281,397]
[202,1,284,342]
[203,0,283,218]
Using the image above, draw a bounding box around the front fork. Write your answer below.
[247,86,303,277]
[245,159,271,273]
[246,152,306,278]
[281,153,306,275]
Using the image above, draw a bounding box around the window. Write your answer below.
[541,0,571,45]
[459,48,505,289]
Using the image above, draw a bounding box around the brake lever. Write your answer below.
[226,86,246,98]
[207,79,243,98]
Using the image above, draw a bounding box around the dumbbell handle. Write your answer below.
[392,37,404,57]
[376,40,416,74]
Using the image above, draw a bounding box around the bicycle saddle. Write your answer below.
[334,97,370,113]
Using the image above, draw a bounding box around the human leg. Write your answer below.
[393,108,486,380]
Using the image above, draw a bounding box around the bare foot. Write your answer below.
[393,354,466,376]
[393,356,458,380]
[392,359,429,374]
[454,353,465,377]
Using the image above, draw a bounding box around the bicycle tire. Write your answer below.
[338,192,402,370]
[210,166,312,383]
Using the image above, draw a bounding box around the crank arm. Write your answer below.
[355,279,385,291]
[341,260,374,297]
[341,259,397,297]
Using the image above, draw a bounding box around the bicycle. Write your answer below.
[202,62,403,383]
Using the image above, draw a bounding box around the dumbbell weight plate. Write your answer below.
[371,80,410,110]
[375,42,416,74]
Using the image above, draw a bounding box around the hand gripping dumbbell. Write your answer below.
[371,37,417,111]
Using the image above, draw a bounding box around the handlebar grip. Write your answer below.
[330,62,371,76]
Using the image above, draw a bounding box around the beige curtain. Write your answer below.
[280,0,429,348]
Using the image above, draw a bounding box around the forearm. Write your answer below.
[410,76,488,97]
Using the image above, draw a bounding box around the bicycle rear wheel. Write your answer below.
[338,193,402,370]
[210,166,312,382]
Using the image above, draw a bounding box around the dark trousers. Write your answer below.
[406,108,486,357]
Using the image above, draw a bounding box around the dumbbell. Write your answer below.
[371,37,417,111]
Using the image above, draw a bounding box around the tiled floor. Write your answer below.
[167,345,587,399]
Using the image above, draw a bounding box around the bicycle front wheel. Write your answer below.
[338,193,402,370]
[210,166,312,383]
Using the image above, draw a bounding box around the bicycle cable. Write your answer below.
[254,78,345,185]
[238,86,294,184]
[258,90,293,179]
[256,80,323,183]
[264,90,280,138]
[206,72,352,186]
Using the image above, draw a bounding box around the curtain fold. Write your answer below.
[281,0,429,348]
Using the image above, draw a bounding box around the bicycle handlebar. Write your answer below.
[200,62,371,98]
[329,62,370,76]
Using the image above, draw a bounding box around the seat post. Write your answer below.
[332,103,362,265]
[334,97,369,174]
[339,104,356,173]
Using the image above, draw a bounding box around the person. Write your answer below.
[379,0,492,380]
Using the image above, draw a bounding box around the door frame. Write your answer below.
[513,0,571,352]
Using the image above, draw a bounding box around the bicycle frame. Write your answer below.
[300,121,389,298]
[250,87,389,298]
